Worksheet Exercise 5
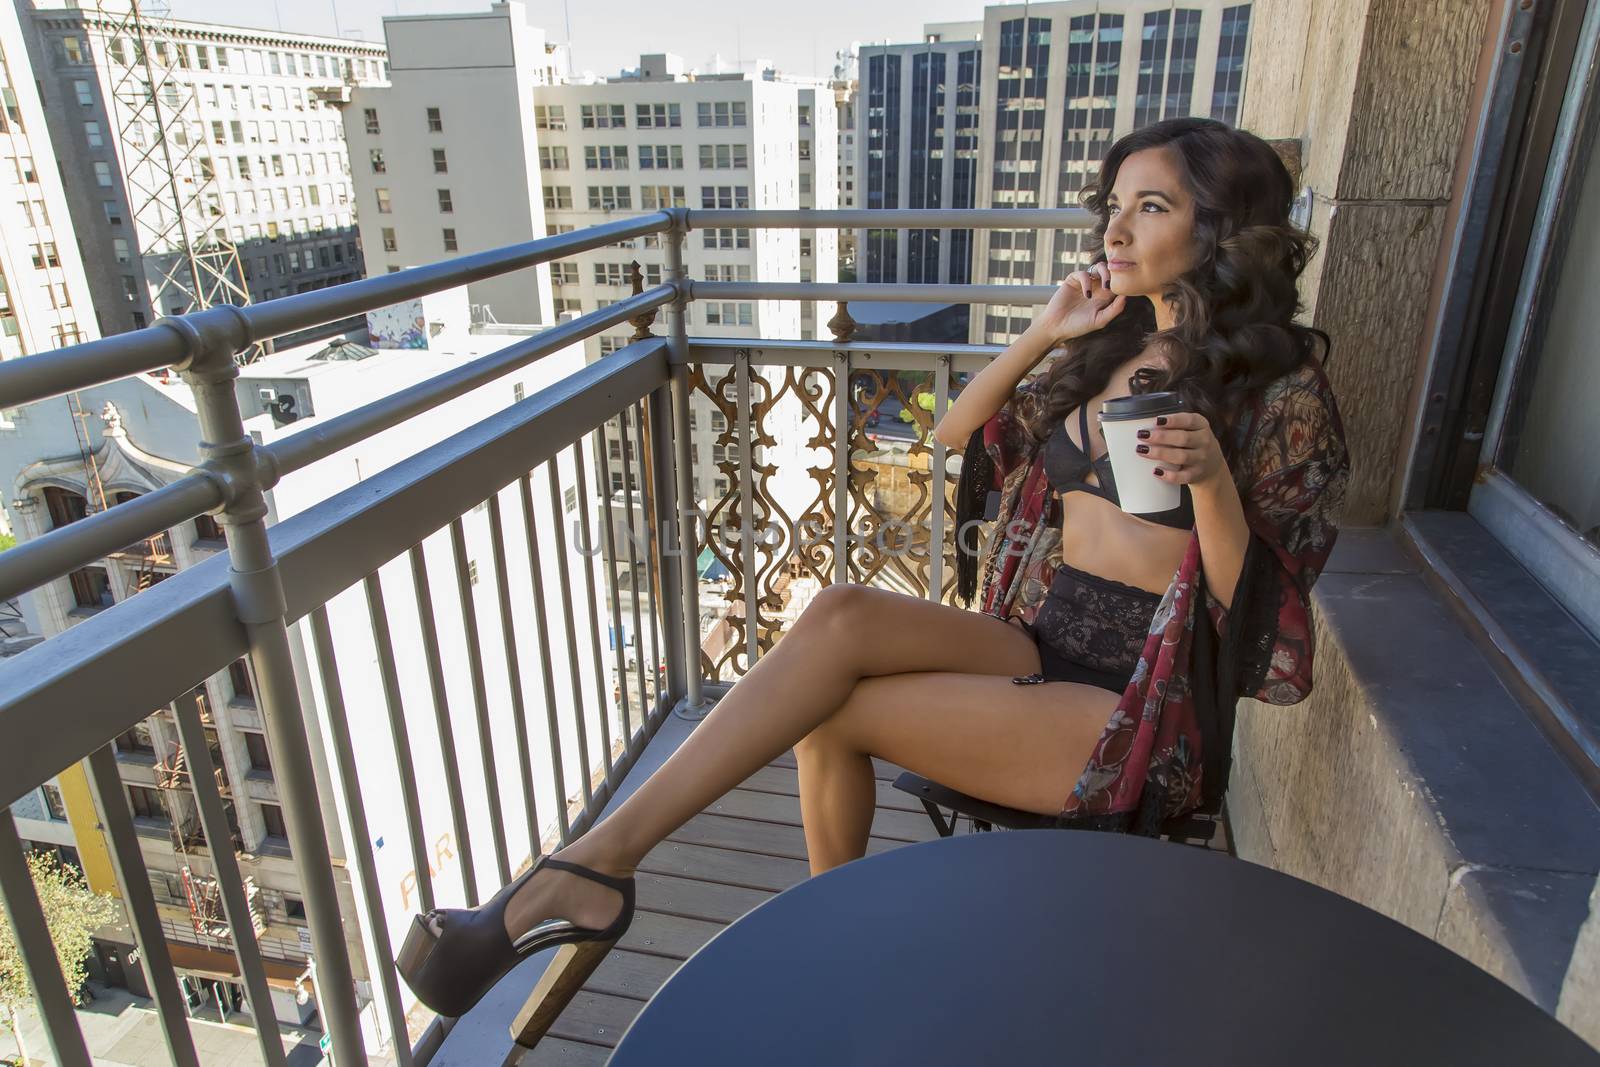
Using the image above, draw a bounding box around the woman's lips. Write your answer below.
[1107,259,1136,271]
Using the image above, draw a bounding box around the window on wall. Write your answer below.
[127,785,166,823]
[228,658,255,703]
[442,228,457,252]
[42,782,68,821]
[74,79,92,106]
[369,148,385,173]
[697,101,748,127]
[1209,5,1252,124]
[243,731,272,773]
[375,188,391,213]
[363,108,379,134]
[636,102,680,128]
[381,227,397,252]
[640,185,686,210]
[538,145,569,170]
[700,185,749,209]
[704,302,753,326]
[114,722,154,756]
[433,148,448,173]
[437,188,453,212]
[69,566,112,610]
[584,145,629,170]
[587,185,632,210]
[259,802,287,841]
[425,106,442,132]
[701,227,750,250]
[1418,13,1600,650]
[543,185,573,210]
[699,144,750,169]
[550,262,579,284]
[534,104,566,130]
[639,145,683,170]
[580,103,626,128]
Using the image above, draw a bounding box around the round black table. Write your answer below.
[608,830,1598,1065]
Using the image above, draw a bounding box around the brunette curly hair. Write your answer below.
[1027,117,1330,461]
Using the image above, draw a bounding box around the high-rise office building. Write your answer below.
[857,28,985,286]
[0,0,97,360]
[973,1,1253,343]
[20,1,387,335]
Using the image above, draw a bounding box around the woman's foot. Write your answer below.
[502,847,633,942]
[396,846,636,1019]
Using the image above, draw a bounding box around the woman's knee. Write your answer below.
[795,582,877,645]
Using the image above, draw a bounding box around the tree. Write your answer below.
[0,851,119,1065]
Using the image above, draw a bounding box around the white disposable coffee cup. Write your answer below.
[1099,392,1188,515]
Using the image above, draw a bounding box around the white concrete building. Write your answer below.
[20,1,388,334]
[0,289,605,1045]
[0,0,98,359]
[341,1,564,328]
[796,84,840,340]
[345,1,838,516]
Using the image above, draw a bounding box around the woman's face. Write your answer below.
[1100,147,1201,298]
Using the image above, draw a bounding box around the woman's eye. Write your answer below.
[1141,202,1165,213]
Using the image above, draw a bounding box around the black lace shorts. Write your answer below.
[1010,562,1162,694]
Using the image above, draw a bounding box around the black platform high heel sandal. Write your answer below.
[395,853,635,1035]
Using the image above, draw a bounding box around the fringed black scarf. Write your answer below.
[954,423,997,607]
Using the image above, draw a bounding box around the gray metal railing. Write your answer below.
[0,206,1089,1065]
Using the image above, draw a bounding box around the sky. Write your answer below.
[171,0,989,81]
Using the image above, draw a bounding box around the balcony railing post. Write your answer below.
[173,309,368,1066]
[666,209,708,718]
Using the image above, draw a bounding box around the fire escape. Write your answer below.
[89,0,263,363]
[154,687,267,943]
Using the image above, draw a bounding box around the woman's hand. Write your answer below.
[1135,411,1231,490]
[1030,261,1126,348]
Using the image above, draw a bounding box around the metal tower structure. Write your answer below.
[89,0,263,362]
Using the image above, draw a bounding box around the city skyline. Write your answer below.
[172,0,984,80]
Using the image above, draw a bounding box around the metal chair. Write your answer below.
[892,772,1235,856]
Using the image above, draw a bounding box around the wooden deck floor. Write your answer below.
[517,751,935,1065]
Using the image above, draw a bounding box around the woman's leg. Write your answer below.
[504,583,1065,933]
[795,670,1116,871]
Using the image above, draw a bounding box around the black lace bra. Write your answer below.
[1043,403,1196,530]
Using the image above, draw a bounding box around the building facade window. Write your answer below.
[442,228,457,252]
[437,188,453,212]
[584,145,629,170]
[433,148,448,173]
[425,106,442,132]
[640,185,686,209]
[381,227,397,252]
[580,103,626,128]
[697,101,747,127]
[587,185,632,210]
[375,188,392,213]
[363,108,379,134]
[636,102,680,128]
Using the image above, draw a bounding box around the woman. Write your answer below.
[396,117,1351,1031]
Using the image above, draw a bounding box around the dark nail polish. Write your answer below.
[1153,467,1165,477]
[1156,416,1168,426]
[1136,444,1150,454]
[1136,429,1151,440]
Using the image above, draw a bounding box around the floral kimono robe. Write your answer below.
[956,358,1350,834]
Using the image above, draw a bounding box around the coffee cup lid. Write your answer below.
[1099,391,1188,421]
